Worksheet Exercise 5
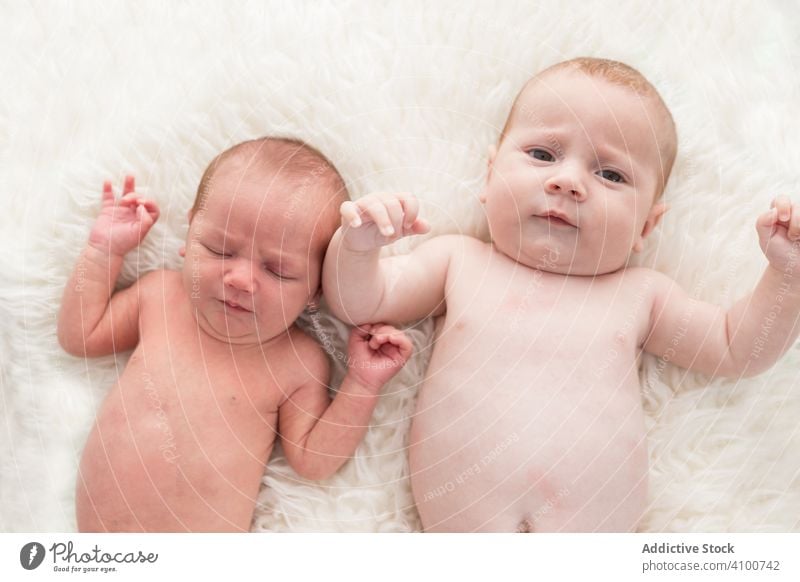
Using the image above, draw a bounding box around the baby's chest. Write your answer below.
[445,265,653,358]
[125,344,282,421]
[132,309,285,414]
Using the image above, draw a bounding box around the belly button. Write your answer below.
[516,516,535,533]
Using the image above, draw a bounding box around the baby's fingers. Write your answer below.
[756,208,778,240]
[361,198,396,237]
[771,195,792,223]
[123,175,135,196]
[409,217,431,236]
[340,201,362,228]
[136,203,151,223]
[118,192,140,207]
[138,198,160,221]
[396,193,419,230]
[368,325,412,358]
[102,181,115,204]
[788,203,800,241]
[133,199,158,228]
[386,331,413,361]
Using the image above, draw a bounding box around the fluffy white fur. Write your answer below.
[1,0,799,532]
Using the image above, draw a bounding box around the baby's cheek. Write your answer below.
[604,212,639,246]
[273,284,309,316]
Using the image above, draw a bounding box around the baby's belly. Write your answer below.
[76,357,276,532]
[410,346,648,532]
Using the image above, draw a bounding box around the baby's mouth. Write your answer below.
[535,213,577,228]
[545,216,571,227]
[220,299,253,313]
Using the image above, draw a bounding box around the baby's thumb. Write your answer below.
[138,204,155,229]
[410,218,430,235]
[756,208,777,242]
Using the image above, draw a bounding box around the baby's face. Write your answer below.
[482,70,667,275]
[181,162,323,345]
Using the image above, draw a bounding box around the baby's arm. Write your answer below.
[57,176,159,357]
[643,196,800,378]
[278,324,412,480]
[322,193,452,325]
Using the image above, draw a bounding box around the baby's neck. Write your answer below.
[490,241,631,278]
[190,306,293,349]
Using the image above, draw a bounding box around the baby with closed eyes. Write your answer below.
[59,137,412,531]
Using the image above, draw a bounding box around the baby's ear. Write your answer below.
[632,202,668,253]
[479,144,498,204]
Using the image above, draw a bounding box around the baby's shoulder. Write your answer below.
[617,266,679,303]
[276,325,331,384]
[416,233,490,263]
[135,269,183,307]
[433,233,487,250]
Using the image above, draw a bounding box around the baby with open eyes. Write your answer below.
[58,137,412,532]
[323,57,800,532]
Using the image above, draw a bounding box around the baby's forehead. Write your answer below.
[511,69,667,133]
[207,187,336,254]
[520,70,634,111]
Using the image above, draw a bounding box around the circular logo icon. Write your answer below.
[20,542,45,570]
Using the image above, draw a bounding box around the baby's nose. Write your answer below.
[545,174,586,201]
[223,261,255,293]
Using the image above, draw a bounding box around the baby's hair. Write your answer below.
[191,136,349,253]
[501,57,677,197]
[192,136,347,215]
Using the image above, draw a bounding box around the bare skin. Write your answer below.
[323,70,800,531]
[59,166,412,532]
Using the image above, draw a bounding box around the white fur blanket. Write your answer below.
[2,0,799,532]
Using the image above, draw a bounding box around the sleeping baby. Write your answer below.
[323,57,800,532]
[58,137,412,532]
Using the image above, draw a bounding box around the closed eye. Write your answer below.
[526,148,556,162]
[202,243,231,257]
[598,169,625,184]
[264,264,296,281]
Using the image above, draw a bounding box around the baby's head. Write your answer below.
[181,137,348,344]
[481,57,677,275]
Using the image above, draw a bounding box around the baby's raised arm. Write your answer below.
[57,176,160,357]
[643,196,800,378]
[323,193,451,325]
[278,324,412,480]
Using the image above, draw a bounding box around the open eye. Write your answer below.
[598,169,625,184]
[527,148,556,162]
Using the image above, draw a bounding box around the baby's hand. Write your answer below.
[88,175,160,257]
[346,323,413,391]
[339,192,430,252]
[756,195,800,274]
